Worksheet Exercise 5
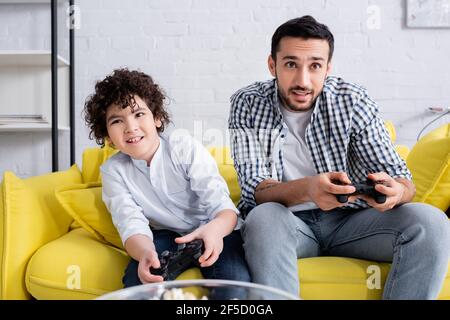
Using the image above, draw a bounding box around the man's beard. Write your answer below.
[277,81,315,112]
[274,74,327,112]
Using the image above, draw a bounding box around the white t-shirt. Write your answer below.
[280,104,318,212]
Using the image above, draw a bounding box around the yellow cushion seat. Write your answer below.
[26,227,450,299]
[26,144,449,300]
[407,123,450,212]
[25,227,204,300]
[26,228,129,300]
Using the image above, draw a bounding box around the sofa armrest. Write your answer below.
[0,165,82,299]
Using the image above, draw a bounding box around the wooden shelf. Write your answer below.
[0,51,69,67]
[0,123,69,132]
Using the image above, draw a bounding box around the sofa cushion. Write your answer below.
[384,120,397,143]
[55,182,123,250]
[394,145,410,161]
[25,227,450,300]
[298,257,389,299]
[407,123,450,212]
[26,227,205,299]
[208,147,241,206]
[384,120,410,160]
[26,228,129,299]
[81,143,118,183]
[0,165,82,299]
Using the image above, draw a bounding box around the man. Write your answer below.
[228,16,450,299]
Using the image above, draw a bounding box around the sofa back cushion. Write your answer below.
[407,123,450,212]
[384,120,397,143]
[55,182,123,250]
[82,143,118,183]
[0,165,82,299]
[384,120,410,160]
[207,146,240,206]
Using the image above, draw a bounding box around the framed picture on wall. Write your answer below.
[406,0,450,28]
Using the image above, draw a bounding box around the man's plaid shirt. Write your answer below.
[228,76,412,216]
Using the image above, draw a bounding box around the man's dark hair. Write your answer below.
[271,15,334,62]
[83,68,170,146]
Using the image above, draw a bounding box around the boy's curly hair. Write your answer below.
[83,68,171,146]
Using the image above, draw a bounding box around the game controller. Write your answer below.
[334,179,387,204]
[150,239,204,280]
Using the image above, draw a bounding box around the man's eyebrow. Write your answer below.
[281,55,325,61]
[281,55,299,60]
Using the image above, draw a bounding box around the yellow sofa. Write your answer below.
[1,123,449,300]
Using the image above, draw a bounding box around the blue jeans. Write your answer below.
[123,229,251,299]
[241,202,450,299]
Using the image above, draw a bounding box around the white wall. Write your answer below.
[1,0,450,178]
[0,1,70,178]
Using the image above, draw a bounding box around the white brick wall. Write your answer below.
[1,0,449,178]
[0,2,70,178]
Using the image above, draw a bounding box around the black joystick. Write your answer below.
[335,179,387,204]
[150,239,203,281]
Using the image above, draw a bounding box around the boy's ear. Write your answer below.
[155,118,162,128]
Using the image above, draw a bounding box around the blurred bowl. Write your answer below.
[97,279,299,300]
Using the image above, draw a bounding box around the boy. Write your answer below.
[83,68,250,299]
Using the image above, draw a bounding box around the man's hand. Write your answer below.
[358,172,413,212]
[306,172,358,211]
[137,246,164,284]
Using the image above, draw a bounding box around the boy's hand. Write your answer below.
[175,220,225,268]
[137,248,164,284]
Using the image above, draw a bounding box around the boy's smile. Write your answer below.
[126,136,144,144]
[106,95,162,165]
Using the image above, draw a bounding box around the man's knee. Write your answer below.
[243,202,293,232]
[398,203,450,248]
[241,202,296,246]
[402,203,448,227]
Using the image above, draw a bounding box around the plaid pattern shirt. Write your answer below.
[228,76,412,216]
